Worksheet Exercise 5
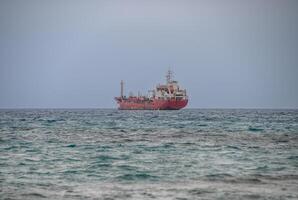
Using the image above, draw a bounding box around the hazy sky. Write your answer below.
[0,0,298,108]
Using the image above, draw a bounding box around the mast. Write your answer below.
[166,69,173,84]
[120,80,124,98]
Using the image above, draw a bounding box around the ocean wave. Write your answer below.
[1,109,298,199]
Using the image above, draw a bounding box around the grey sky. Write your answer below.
[0,0,298,108]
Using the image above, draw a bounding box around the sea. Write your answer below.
[0,109,298,200]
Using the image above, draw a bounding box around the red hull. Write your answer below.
[166,99,188,110]
[117,99,188,110]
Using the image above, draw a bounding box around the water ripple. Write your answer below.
[0,109,298,199]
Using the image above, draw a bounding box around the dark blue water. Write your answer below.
[1,109,298,199]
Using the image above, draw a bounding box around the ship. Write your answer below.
[115,70,188,110]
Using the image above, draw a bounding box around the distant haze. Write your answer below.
[1,0,298,108]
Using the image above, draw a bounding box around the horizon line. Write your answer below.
[0,107,297,110]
